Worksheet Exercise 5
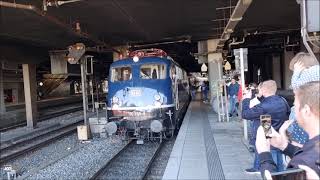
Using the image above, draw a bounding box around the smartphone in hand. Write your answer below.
[260,115,272,138]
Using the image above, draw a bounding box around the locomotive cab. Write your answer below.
[106,49,189,140]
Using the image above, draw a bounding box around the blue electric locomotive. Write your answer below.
[106,49,190,140]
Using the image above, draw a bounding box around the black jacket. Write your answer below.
[259,135,320,176]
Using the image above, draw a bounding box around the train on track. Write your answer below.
[106,49,190,141]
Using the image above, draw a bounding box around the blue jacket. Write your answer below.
[242,95,290,140]
[228,83,240,96]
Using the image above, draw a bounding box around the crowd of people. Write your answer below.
[189,79,209,102]
[239,52,319,179]
[188,52,319,179]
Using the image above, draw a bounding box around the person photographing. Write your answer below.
[242,80,290,172]
[256,81,320,179]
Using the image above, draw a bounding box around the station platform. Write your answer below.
[162,100,262,180]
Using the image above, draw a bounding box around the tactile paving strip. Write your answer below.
[202,104,225,180]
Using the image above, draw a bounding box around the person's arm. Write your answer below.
[236,84,240,95]
[259,152,277,175]
[291,70,302,90]
[256,126,278,175]
[291,62,305,89]
[242,99,264,120]
[282,143,302,158]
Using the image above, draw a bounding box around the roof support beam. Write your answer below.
[217,0,253,50]
[0,1,120,53]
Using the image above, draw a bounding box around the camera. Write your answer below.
[248,83,259,96]
[260,115,272,138]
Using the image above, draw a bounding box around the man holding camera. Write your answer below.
[242,80,290,173]
[256,81,320,178]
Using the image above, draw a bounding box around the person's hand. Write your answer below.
[255,126,270,153]
[228,95,230,99]
[269,120,293,151]
[298,165,320,180]
[243,89,252,99]
[263,170,272,180]
[294,61,305,72]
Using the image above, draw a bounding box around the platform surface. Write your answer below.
[162,100,261,180]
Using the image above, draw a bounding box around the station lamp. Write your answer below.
[201,63,208,72]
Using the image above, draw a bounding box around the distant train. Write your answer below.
[106,49,190,141]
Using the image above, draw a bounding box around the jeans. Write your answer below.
[254,151,260,170]
[191,90,196,100]
[248,121,255,146]
[202,90,208,101]
[271,149,285,172]
[228,95,238,116]
[253,149,285,172]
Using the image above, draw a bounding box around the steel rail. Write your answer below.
[0,106,83,132]
[0,120,83,164]
[89,140,134,180]
[90,140,164,180]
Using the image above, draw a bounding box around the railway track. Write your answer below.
[0,120,83,165]
[90,140,164,180]
[144,137,176,179]
[0,106,83,132]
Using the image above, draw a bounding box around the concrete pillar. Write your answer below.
[207,39,222,98]
[272,55,282,88]
[50,53,68,74]
[0,62,5,113]
[208,60,221,95]
[197,41,208,64]
[284,50,294,90]
[23,64,38,128]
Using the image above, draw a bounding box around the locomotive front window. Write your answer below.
[140,64,166,79]
[111,66,132,82]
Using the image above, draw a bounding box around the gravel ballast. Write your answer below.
[1,110,97,143]
[25,136,128,179]
[1,134,81,179]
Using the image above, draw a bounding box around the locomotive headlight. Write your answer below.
[154,94,161,101]
[150,120,163,133]
[112,104,119,109]
[106,122,118,135]
[154,101,162,107]
[112,96,119,104]
[133,56,139,63]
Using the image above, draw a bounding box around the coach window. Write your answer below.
[111,66,132,82]
[140,64,166,79]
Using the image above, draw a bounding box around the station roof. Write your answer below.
[0,0,236,48]
[0,0,301,71]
